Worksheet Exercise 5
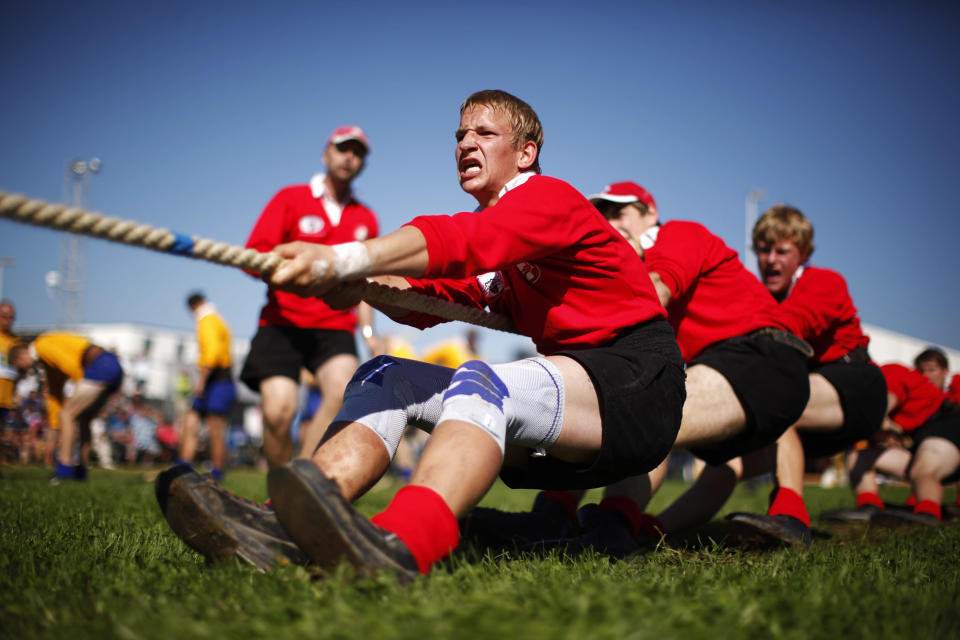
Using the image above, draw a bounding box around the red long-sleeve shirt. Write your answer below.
[948,374,960,405]
[644,220,792,362]
[778,266,870,365]
[401,175,665,355]
[881,363,948,431]
[246,184,379,330]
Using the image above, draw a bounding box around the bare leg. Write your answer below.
[794,374,844,430]
[603,457,668,512]
[259,376,298,468]
[408,421,503,516]
[910,437,960,506]
[673,364,748,449]
[777,373,845,495]
[178,410,202,462]
[659,458,743,533]
[312,422,393,500]
[298,354,359,459]
[58,381,106,465]
[206,414,228,472]
[849,446,911,494]
[775,427,806,496]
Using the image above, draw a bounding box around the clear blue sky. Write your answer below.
[2,1,958,363]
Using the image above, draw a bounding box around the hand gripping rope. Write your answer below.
[0,189,518,334]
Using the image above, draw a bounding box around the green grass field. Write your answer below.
[2,464,958,640]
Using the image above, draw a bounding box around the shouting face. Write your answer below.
[455,104,536,208]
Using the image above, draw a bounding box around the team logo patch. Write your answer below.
[516,262,541,284]
[477,271,505,302]
[298,215,325,235]
[354,225,369,241]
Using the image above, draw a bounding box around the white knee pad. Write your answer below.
[335,356,452,458]
[492,357,565,451]
[335,355,567,460]
[437,360,510,453]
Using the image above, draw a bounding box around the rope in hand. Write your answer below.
[0,189,518,334]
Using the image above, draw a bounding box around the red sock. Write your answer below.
[370,485,459,574]
[904,493,917,507]
[956,493,960,507]
[598,496,663,538]
[767,487,810,528]
[914,499,942,521]
[542,490,580,523]
[855,492,885,509]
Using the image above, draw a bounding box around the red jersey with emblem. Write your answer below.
[246,184,378,329]
[644,220,793,362]
[400,175,665,355]
[777,266,870,365]
[881,363,948,431]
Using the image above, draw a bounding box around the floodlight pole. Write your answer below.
[745,188,765,277]
[0,256,13,300]
[57,157,101,326]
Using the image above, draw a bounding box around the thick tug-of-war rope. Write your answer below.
[0,189,518,334]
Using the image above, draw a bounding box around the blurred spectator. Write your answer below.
[0,300,19,432]
[129,393,161,465]
[156,417,179,463]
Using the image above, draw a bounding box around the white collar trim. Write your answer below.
[309,173,328,199]
[193,302,216,321]
[640,225,660,250]
[498,171,535,198]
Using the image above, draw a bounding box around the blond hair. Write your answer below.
[460,90,543,174]
[753,204,815,257]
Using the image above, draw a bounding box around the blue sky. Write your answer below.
[1,1,958,364]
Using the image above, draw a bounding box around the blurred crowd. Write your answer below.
[0,385,258,471]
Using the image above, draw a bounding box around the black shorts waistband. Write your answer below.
[748,327,814,359]
[836,346,870,365]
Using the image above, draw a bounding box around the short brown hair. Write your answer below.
[753,204,815,257]
[460,90,543,174]
[915,347,949,370]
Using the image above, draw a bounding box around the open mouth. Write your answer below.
[459,157,482,177]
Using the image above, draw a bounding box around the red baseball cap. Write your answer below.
[328,125,370,152]
[588,181,656,209]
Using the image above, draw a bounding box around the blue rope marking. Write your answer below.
[168,233,195,256]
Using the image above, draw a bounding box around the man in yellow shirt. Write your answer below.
[177,292,237,482]
[0,300,19,428]
[10,332,124,482]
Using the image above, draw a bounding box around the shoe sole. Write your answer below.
[869,511,938,527]
[726,514,811,548]
[820,510,874,523]
[158,467,304,572]
[268,460,412,580]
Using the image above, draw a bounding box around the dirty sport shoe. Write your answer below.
[268,460,419,582]
[155,465,308,572]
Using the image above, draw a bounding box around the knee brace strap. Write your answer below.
[438,360,509,452]
[336,356,451,458]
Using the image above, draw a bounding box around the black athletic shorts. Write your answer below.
[798,358,887,459]
[687,330,810,465]
[910,403,960,483]
[239,324,358,392]
[498,317,685,491]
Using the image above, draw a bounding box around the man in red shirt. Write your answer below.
[467,183,812,556]
[911,348,960,516]
[914,348,960,405]
[838,362,960,524]
[155,126,382,572]
[162,90,686,578]
[693,205,889,544]
[240,125,382,467]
